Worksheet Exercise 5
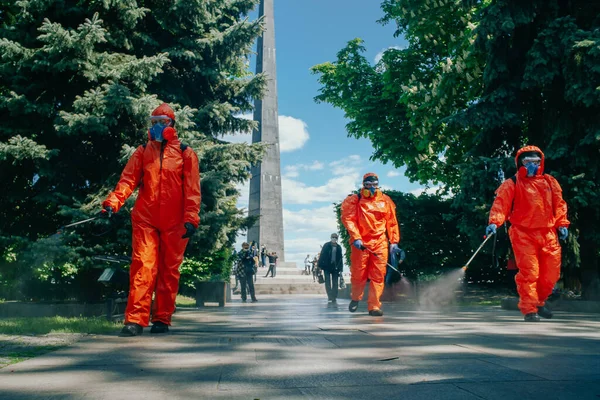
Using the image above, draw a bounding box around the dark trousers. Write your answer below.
[265,264,276,277]
[324,270,339,301]
[240,275,256,301]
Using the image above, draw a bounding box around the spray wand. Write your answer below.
[462,233,495,271]
[58,216,99,231]
[361,246,402,274]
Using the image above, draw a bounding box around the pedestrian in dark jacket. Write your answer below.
[318,233,344,303]
[237,242,257,302]
[265,251,278,278]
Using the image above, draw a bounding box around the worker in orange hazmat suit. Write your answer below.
[102,103,201,336]
[340,173,400,316]
[487,146,569,322]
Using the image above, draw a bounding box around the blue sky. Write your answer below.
[226,1,429,267]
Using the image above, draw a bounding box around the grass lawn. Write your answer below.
[0,317,121,368]
[0,316,120,335]
[176,294,196,307]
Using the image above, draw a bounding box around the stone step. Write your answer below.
[249,283,326,295]
[276,262,298,269]
[255,268,304,276]
[256,271,313,282]
[232,276,319,284]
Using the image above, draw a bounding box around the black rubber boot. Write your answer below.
[121,323,143,336]
[537,305,553,319]
[524,313,541,322]
[369,309,384,317]
[348,300,359,313]
[150,321,169,334]
[251,298,258,303]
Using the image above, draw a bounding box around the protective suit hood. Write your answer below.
[515,145,545,177]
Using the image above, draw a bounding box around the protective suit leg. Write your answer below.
[510,227,541,315]
[350,247,370,301]
[366,241,388,311]
[152,225,188,325]
[536,230,561,306]
[125,222,160,326]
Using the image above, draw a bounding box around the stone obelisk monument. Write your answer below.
[248,0,285,261]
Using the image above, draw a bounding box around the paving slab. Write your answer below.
[1,295,600,399]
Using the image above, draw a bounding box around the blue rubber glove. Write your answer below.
[558,227,568,240]
[485,223,497,237]
[390,243,400,254]
[101,206,113,219]
[353,239,364,250]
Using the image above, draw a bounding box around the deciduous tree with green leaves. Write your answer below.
[314,0,600,298]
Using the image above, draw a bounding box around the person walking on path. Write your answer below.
[318,233,344,303]
[340,172,400,317]
[237,242,257,302]
[265,251,278,278]
[487,145,569,322]
[102,103,201,336]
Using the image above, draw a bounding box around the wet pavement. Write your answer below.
[1,294,599,399]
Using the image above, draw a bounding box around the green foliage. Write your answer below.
[179,246,233,290]
[315,0,600,296]
[0,0,266,300]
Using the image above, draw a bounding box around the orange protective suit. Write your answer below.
[103,104,201,327]
[340,187,400,311]
[489,146,569,315]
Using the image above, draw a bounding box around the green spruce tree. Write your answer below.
[0,0,266,299]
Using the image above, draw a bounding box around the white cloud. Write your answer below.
[285,237,328,267]
[283,161,325,178]
[283,168,300,178]
[329,155,361,176]
[282,174,360,205]
[220,114,309,153]
[283,206,339,234]
[308,161,324,170]
[279,115,309,152]
[387,170,401,177]
[375,45,405,63]
[281,155,364,205]
[283,206,340,265]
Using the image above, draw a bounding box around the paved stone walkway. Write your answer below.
[1,295,600,399]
